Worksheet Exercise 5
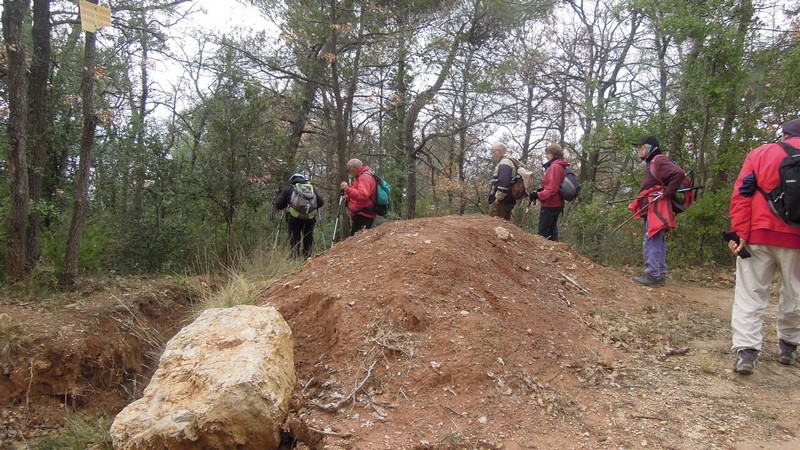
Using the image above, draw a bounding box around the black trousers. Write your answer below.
[287,217,316,258]
[349,214,375,237]
[538,207,563,241]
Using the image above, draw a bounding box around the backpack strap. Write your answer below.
[757,142,800,199]
[777,141,800,156]
[649,154,666,184]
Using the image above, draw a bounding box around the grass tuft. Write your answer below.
[35,413,112,450]
[0,316,33,361]
[193,244,303,314]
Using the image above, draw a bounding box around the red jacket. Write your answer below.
[730,137,800,249]
[345,166,378,219]
[629,186,675,238]
[538,159,569,207]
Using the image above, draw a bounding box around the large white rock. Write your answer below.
[110,305,295,450]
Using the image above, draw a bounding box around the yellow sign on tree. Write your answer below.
[79,0,112,33]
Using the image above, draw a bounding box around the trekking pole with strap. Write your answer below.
[606,186,703,205]
[331,190,344,248]
[610,193,661,234]
[519,198,535,226]
[272,210,283,250]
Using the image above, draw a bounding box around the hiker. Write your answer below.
[273,173,325,258]
[630,135,685,287]
[487,142,517,220]
[339,158,377,237]
[727,118,800,375]
[529,143,569,241]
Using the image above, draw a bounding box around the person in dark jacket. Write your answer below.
[273,173,325,258]
[727,118,800,375]
[529,143,569,241]
[488,142,517,220]
[630,136,685,287]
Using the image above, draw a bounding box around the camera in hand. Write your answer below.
[721,230,751,259]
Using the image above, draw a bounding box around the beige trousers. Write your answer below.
[731,244,800,352]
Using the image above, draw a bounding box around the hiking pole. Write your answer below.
[272,211,283,250]
[331,190,344,248]
[606,186,703,205]
[610,194,661,234]
[519,198,534,226]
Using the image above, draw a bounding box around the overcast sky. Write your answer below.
[188,0,266,31]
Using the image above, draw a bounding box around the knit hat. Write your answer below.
[289,173,306,183]
[780,119,800,137]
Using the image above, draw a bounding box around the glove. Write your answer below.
[529,191,539,201]
[488,194,496,204]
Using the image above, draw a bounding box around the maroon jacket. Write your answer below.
[636,153,685,212]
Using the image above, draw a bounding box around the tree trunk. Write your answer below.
[26,0,52,271]
[3,0,31,280]
[61,19,98,288]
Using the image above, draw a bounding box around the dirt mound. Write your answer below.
[260,215,662,449]
[3,215,799,449]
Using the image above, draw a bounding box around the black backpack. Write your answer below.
[758,142,800,227]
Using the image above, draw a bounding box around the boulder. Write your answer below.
[110,305,295,450]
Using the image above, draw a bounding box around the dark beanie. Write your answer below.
[632,135,660,148]
[781,118,800,137]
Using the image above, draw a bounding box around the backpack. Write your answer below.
[288,182,318,219]
[509,158,535,201]
[758,142,800,227]
[369,173,391,217]
[559,167,580,201]
[650,155,695,214]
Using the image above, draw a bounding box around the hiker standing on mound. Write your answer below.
[340,158,377,237]
[487,142,517,220]
[629,136,685,287]
[273,173,325,258]
[727,118,800,376]
[530,143,568,241]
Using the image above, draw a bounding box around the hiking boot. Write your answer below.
[734,348,758,375]
[631,274,665,287]
[779,339,798,366]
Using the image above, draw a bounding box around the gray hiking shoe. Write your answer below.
[734,348,758,375]
[632,274,665,287]
[779,339,798,366]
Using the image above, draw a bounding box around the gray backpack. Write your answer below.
[289,183,318,219]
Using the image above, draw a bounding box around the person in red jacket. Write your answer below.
[339,158,377,237]
[629,135,685,287]
[529,143,569,241]
[727,118,800,375]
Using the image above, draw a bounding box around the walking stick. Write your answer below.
[606,186,703,205]
[272,211,283,250]
[610,193,661,234]
[519,199,534,226]
[331,190,344,248]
